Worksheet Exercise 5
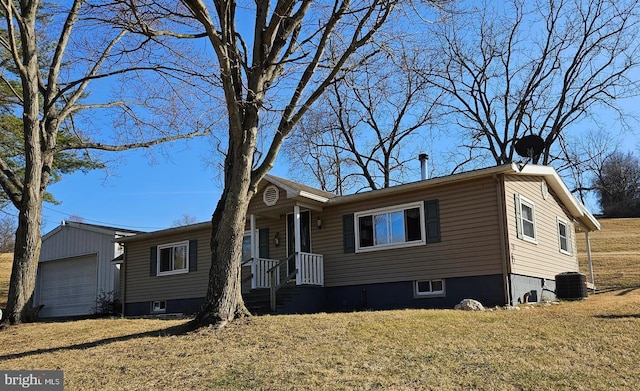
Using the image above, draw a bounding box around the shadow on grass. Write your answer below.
[595,314,640,319]
[616,287,640,296]
[0,321,195,361]
[593,286,640,295]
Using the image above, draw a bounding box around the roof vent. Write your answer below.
[263,185,279,206]
[418,153,429,180]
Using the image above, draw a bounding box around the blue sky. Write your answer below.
[2,97,633,235]
[3,1,638,235]
[36,125,635,235]
[38,138,294,233]
[38,136,429,234]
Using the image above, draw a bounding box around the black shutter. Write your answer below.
[424,200,441,243]
[189,239,198,272]
[150,246,158,276]
[343,214,355,253]
[259,228,270,258]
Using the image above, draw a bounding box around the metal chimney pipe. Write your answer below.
[419,153,429,180]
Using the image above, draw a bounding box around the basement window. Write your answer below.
[415,279,445,298]
[151,301,166,313]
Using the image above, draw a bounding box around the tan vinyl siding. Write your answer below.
[504,175,579,279]
[316,176,504,287]
[125,227,211,303]
[248,184,297,217]
[125,215,291,303]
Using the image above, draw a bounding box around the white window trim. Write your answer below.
[518,195,537,244]
[414,279,446,298]
[157,241,189,276]
[354,202,425,253]
[557,217,572,255]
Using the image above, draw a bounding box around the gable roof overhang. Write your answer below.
[263,174,336,203]
[42,220,141,242]
[327,163,600,232]
[116,221,210,244]
[118,163,599,245]
[513,164,600,231]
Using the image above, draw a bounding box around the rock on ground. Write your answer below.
[454,299,485,311]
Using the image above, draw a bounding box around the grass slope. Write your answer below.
[0,252,11,308]
[0,218,638,389]
[577,218,640,290]
[0,291,639,390]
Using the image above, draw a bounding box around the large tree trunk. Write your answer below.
[6,193,44,324]
[188,126,258,329]
[5,3,46,324]
[190,192,252,329]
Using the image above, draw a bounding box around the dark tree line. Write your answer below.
[595,151,640,217]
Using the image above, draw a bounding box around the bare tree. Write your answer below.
[172,214,198,227]
[285,45,442,193]
[122,0,412,329]
[427,0,640,170]
[557,129,619,203]
[594,150,640,216]
[284,108,353,194]
[0,215,16,253]
[0,1,208,324]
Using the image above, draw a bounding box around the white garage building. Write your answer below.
[35,221,138,318]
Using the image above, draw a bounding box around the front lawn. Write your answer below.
[1,289,639,390]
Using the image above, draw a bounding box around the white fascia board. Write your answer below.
[297,190,331,203]
[516,165,600,231]
[117,221,210,244]
[264,174,331,203]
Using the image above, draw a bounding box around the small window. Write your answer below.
[415,280,445,297]
[152,301,166,313]
[516,195,537,243]
[557,218,572,255]
[157,241,189,275]
[355,202,425,252]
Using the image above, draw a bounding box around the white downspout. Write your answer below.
[294,204,302,285]
[585,231,596,293]
[121,244,126,317]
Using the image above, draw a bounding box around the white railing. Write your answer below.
[297,252,324,286]
[253,258,280,289]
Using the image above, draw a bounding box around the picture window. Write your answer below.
[355,203,425,252]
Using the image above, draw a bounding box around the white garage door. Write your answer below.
[37,255,98,317]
